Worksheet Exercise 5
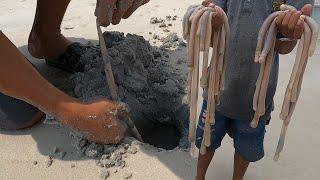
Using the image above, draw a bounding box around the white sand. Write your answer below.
[0,0,320,179]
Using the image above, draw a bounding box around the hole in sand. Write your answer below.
[140,122,180,150]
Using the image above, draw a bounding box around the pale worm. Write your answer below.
[250,112,261,129]
[251,22,277,127]
[189,5,204,23]
[183,5,199,40]
[303,16,319,57]
[279,86,292,120]
[287,33,305,102]
[218,25,226,72]
[207,30,220,125]
[218,7,230,91]
[188,8,206,67]
[198,11,210,51]
[259,19,277,63]
[252,8,319,160]
[273,123,288,161]
[216,6,230,53]
[189,12,203,127]
[200,12,213,88]
[252,36,276,128]
[184,5,229,154]
[214,30,222,96]
[291,23,312,102]
[187,68,193,103]
[280,33,305,119]
[188,36,200,142]
[253,62,266,111]
[257,31,276,115]
[254,12,281,63]
[204,24,220,148]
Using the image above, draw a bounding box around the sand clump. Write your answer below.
[64,31,189,148]
[62,31,190,175]
[150,16,178,33]
[62,31,189,178]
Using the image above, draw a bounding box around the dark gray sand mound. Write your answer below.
[63,32,189,157]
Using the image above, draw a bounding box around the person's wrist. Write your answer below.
[56,100,85,125]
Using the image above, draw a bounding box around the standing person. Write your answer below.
[195,1,314,180]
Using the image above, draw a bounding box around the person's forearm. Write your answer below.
[275,39,297,54]
[0,31,79,119]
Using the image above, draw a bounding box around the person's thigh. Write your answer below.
[0,92,43,130]
[195,101,230,150]
[232,118,266,162]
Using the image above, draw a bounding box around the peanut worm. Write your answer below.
[188,35,200,142]
[252,7,319,160]
[304,16,320,56]
[183,5,199,40]
[280,33,305,119]
[254,12,281,63]
[259,19,278,63]
[184,5,229,155]
[198,11,210,51]
[291,23,312,102]
[251,34,276,128]
[188,8,206,67]
[200,12,213,89]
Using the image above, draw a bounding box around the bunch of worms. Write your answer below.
[183,4,230,155]
[251,4,319,161]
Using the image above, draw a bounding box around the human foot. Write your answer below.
[28,26,86,73]
[28,26,70,59]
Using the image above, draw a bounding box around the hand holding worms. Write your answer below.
[251,4,319,161]
[183,4,229,155]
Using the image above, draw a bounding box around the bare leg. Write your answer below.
[28,0,71,58]
[196,150,215,180]
[232,151,249,180]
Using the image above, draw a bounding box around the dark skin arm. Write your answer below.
[275,4,313,54]
[0,31,127,144]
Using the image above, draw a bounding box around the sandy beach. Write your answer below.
[0,0,320,179]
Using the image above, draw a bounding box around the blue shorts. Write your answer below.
[195,101,266,162]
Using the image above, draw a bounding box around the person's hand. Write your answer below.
[115,0,150,19]
[202,0,224,30]
[276,4,313,39]
[96,0,150,26]
[60,100,129,144]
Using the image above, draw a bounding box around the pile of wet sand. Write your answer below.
[63,32,189,158]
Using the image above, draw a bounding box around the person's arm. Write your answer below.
[0,31,126,144]
[275,3,314,54]
[0,31,73,116]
